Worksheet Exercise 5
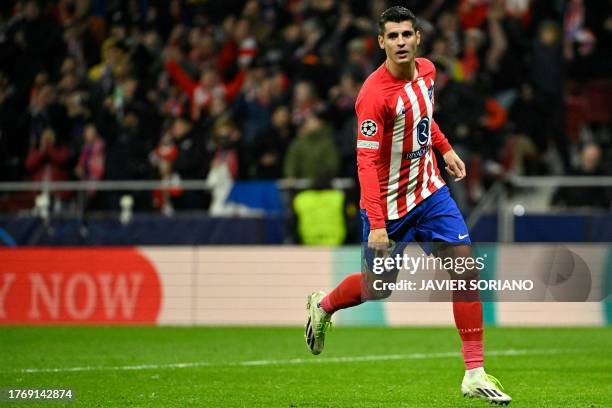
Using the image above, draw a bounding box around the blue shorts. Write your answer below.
[361,186,470,254]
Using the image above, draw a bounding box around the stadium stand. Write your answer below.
[0,0,610,243]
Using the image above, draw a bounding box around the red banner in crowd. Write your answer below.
[0,248,161,324]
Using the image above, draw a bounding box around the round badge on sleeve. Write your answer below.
[360,119,378,137]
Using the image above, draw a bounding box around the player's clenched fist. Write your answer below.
[368,228,389,253]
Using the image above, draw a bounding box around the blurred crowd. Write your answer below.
[0,0,610,214]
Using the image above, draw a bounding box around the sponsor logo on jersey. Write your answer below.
[405,145,429,160]
[360,119,378,137]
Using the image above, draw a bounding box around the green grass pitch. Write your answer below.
[1,326,611,407]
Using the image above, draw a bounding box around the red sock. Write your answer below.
[319,273,366,314]
[453,291,484,370]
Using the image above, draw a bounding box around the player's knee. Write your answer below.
[363,269,397,300]
[435,244,480,280]
[365,286,393,300]
[449,265,480,280]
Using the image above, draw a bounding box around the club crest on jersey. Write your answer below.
[360,119,378,137]
[417,117,430,146]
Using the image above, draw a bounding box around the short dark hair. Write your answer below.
[378,6,418,35]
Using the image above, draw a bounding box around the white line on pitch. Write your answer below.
[12,348,568,374]
[239,348,566,366]
[17,361,212,373]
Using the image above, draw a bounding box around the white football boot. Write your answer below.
[461,367,512,405]
[304,291,332,355]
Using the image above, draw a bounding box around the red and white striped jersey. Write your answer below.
[356,58,453,229]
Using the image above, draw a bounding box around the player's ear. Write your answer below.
[416,30,421,46]
[378,34,384,49]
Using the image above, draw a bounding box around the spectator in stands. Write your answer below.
[207,118,240,215]
[161,84,189,119]
[291,81,324,128]
[28,84,68,148]
[459,28,485,81]
[164,49,246,121]
[328,70,363,177]
[432,64,487,208]
[328,70,362,128]
[252,105,294,179]
[437,10,462,58]
[102,107,152,182]
[234,18,258,68]
[458,0,490,30]
[63,87,91,146]
[25,127,71,204]
[75,123,105,209]
[0,72,24,181]
[150,130,180,215]
[284,110,339,183]
[170,115,208,209]
[87,39,127,96]
[210,118,240,180]
[552,142,611,209]
[76,124,104,181]
[344,37,374,83]
[507,83,546,174]
[530,20,567,169]
[233,68,274,147]
[171,116,205,180]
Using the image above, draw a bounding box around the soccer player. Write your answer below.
[304,7,511,405]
